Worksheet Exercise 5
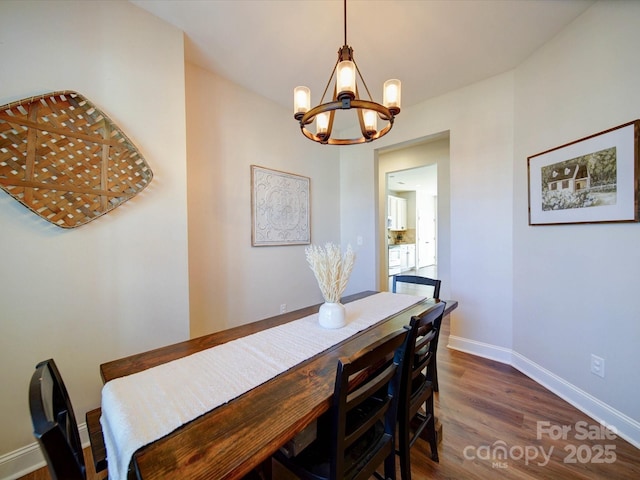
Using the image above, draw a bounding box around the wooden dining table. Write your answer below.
[100,291,458,480]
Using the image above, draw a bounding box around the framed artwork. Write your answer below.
[251,165,310,246]
[528,120,639,225]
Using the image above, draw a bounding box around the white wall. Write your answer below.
[342,72,515,352]
[513,0,640,445]
[185,63,341,337]
[0,0,189,475]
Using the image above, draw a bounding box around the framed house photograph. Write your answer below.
[251,165,311,246]
[528,120,639,225]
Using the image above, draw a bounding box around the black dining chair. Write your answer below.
[397,302,446,480]
[29,359,107,480]
[273,329,408,480]
[392,275,444,392]
[392,275,441,300]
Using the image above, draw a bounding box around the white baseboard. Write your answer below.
[447,334,513,364]
[0,443,44,480]
[0,422,89,480]
[511,351,640,449]
[446,336,640,449]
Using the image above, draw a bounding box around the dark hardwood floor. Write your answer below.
[407,315,639,479]
[21,314,639,480]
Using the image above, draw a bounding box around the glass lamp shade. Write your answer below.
[336,60,356,99]
[316,112,330,137]
[294,86,311,117]
[363,109,377,135]
[383,79,401,112]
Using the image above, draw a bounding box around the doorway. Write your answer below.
[376,133,450,293]
[386,166,438,289]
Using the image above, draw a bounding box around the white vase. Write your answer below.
[318,302,346,329]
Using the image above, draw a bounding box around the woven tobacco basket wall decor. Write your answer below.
[0,91,153,228]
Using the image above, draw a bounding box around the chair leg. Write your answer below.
[384,449,397,480]
[398,415,411,480]
[250,458,272,480]
[425,401,439,462]
[427,419,439,462]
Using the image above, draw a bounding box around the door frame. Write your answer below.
[375,133,450,292]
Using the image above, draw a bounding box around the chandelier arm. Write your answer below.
[322,109,336,143]
[319,57,340,104]
[354,84,373,140]
[356,107,369,140]
[353,60,375,102]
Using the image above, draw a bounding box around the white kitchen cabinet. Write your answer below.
[398,244,416,272]
[397,198,407,230]
[399,245,408,271]
[407,244,416,269]
[387,195,407,230]
[387,195,398,230]
[388,246,401,275]
[387,196,395,229]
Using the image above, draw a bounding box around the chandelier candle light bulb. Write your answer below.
[336,60,356,98]
[305,243,356,328]
[383,79,401,113]
[294,86,310,116]
[363,109,377,135]
[316,112,330,137]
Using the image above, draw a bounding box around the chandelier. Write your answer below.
[293,0,401,145]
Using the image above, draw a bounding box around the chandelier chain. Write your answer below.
[343,0,348,45]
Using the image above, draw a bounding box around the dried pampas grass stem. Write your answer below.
[305,243,355,303]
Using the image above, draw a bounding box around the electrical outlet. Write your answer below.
[280,304,287,314]
[590,354,605,378]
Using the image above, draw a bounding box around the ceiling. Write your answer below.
[131,0,594,112]
[388,165,437,194]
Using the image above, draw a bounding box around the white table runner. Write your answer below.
[100,292,424,480]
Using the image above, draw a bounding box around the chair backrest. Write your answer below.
[29,359,86,480]
[330,329,408,480]
[403,302,446,404]
[392,275,441,299]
